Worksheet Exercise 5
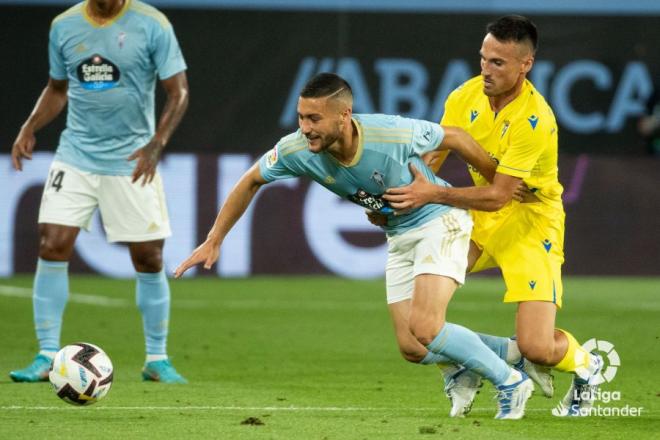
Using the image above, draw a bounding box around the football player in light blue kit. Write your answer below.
[174,73,534,419]
[10,0,189,383]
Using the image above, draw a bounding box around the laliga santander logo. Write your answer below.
[549,339,644,418]
[575,338,620,384]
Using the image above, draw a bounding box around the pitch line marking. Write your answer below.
[0,406,603,413]
[0,285,129,308]
[0,285,206,309]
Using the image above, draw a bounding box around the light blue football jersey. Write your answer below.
[258,114,454,235]
[48,0,187,175]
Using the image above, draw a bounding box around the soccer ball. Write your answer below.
[49,342,114,406]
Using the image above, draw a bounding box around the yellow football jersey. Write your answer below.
[442,76,563,208]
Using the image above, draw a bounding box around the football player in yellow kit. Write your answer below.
[383,15,603,417]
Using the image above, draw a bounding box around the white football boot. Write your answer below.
[552,353,604,417]
[514,357,554,398]
[494,369,534,420]
[442,365,483,417]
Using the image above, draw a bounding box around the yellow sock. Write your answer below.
[554,328,589,373]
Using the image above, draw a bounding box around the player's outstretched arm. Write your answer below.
[437,126,497,182]
[11,78,68,171]
[129,71,189,185]
[174,163,267,278]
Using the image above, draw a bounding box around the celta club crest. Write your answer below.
[371,170,386,188]
[118,32,126,49]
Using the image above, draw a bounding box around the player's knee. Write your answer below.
[409,317,444,348]
[132,250,163,273]
[518,339,555,366]
[38,236,72,261]
[398,346,426,364]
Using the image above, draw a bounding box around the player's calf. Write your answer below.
[517,335,560,367]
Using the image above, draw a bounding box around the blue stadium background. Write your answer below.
[1,0,658,277]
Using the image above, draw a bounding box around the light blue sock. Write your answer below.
[426,322,511,385]
[136,270,170,355]
[420,351,452,365]
[477,332,510,361]
[33,258,69,351]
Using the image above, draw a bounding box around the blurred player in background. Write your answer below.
[10,0,189,384]
[175,72,535,420]
[637,83,660,156]
[382,15,604,416]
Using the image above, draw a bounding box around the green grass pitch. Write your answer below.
[0,275,658,439]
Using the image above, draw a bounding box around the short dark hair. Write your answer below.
[300,72,353,99]
[486,15,538,52]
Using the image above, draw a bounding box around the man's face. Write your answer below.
[480,33,533,97]
[297,96,348,153]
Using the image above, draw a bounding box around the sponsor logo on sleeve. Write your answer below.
[266,147,279,168]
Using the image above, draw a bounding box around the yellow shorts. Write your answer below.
[469,202,565,308]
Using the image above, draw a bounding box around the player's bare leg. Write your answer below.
[9,224,79,382]
[516,301,604,416]
[437,241,554,406]
[516,301,566,365]
[128,240,187,384]
[388,299,428,363]
[390,274,532,419]
[38,223,80,261]
[465,240,482,273]
[389,299,482,417]
[408,274,455,346]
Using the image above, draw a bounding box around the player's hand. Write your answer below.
[383,164,436,213]
[512,181,527,202]
[513,181,540,203]
[174,239,220,278]
[128,138,164,186]
[365,209,388,226]
[11,127,36,171]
